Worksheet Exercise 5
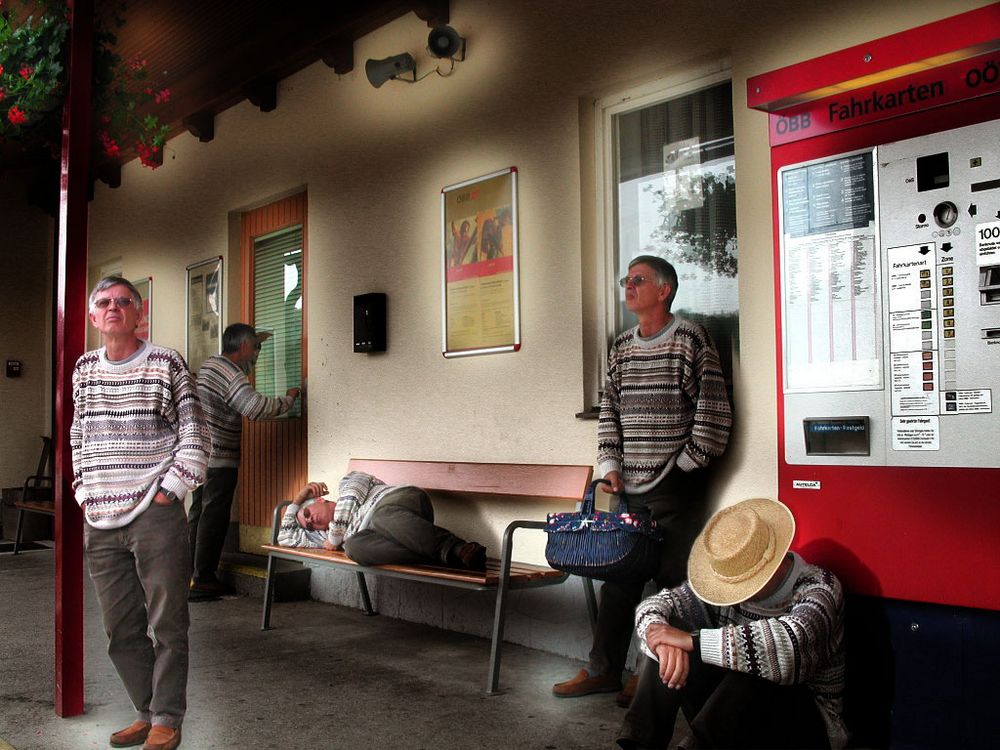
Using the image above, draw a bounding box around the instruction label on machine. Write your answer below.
[977,221,1000,265]
[940,389,992,414]
[891,416,939,450]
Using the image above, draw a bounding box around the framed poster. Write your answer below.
[132,276,152,341]
[186,257,223,373]
[441,167,520,357]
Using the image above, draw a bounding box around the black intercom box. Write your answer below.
[353,293,386,352]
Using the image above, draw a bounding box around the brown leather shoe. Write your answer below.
[110,720,151,747]
[552,668,621,697]
[615,673,639,707]
[142,725,181,750]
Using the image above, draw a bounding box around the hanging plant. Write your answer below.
[0,0,171,170]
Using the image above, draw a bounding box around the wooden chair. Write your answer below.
[12,436,54,554]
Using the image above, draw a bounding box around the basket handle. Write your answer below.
[581,478,613,514]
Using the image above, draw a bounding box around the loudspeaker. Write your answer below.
[354,293,387,352]
[365,53,416,88]
[427,25,465,60]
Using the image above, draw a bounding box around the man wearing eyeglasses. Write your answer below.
[553,255,732,707]
[188,323,301,600]
[72,276,210,750]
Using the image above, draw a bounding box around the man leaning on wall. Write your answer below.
[553,255,733,706]
[188,322,300,600]
[72,276,210,750]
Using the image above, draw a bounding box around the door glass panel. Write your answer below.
[253,226,303,418]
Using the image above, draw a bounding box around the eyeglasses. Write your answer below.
[93,296,135,310]
[618,274,655,288]
[300,505,318,531]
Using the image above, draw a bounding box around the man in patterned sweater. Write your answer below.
[72,277,210,750]
[555,255,732,703]
[618,498,848,750]
[188,323,300,599]
[277,471,487,570]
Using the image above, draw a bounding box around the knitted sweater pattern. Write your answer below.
[598,317,732,489]
[71,343,210,529]
[277,472,415,549]
[197,354,295,468]
[634,554,848,749]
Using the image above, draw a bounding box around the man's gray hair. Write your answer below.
[89,276,142,311]
[629,255,679,311]
[222,323,258,353]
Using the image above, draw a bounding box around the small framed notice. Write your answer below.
[441,167,520,357]
[186,256,223,373]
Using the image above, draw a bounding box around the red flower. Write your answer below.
[136,140,161,169]
[0,64,4,76]
[154,88,170,104]
[19,65,33,80]
[7,106,27,125]
[99,131,120,158]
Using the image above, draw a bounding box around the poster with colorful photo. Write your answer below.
[441,167,520,357]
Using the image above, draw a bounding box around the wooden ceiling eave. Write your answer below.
[9,0,452,207]
[129,0,451,153]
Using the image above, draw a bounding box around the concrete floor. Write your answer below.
[0,546,627,750]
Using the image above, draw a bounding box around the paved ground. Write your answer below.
[0,547,628,750]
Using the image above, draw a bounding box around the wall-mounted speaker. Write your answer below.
[354,293,387,353]
[365,53,416,88]
[427,25,466,60]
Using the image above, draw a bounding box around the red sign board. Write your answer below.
[768,50,1000,146]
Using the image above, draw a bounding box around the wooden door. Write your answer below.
[238,192,308,535]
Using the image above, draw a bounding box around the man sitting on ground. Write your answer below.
[277,471,487,570]
[618,497,848,750]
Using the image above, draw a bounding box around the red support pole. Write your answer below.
[54,0,93,718]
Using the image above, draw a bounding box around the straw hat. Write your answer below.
[688,498,795,606]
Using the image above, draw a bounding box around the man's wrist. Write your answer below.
[159,488,179,502]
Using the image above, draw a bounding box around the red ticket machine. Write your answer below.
[749,6,1000,746]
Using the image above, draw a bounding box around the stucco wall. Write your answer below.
[0,179,52,493]
[82,0,991,659]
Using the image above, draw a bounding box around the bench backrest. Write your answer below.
[346,458,592,502]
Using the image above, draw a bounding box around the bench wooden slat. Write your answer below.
[261,543,564,587]
[346,458,592,501]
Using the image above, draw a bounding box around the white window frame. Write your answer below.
[590,60,733,404]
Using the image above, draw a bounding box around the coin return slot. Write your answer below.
[981,265,1000,305]
[983,328,1000,339]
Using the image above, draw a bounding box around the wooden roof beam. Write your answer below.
[183,111,216,142]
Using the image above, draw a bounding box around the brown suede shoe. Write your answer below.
[552,668,621,697]
[110,720,151,747]
[142,725,181,750]
[615,673,639,707]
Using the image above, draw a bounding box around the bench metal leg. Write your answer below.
[261,553,278,630]
[487,519,547,695]
[13,508,26,555]
[583,576,599,634]
[356,572,376,615]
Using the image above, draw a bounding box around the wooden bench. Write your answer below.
[260,458,599,694]
[12,437,54,555]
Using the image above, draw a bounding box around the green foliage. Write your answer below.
[0,6,69,137]
[0,1,171,169]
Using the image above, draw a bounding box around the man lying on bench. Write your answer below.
[277,471,488,571]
